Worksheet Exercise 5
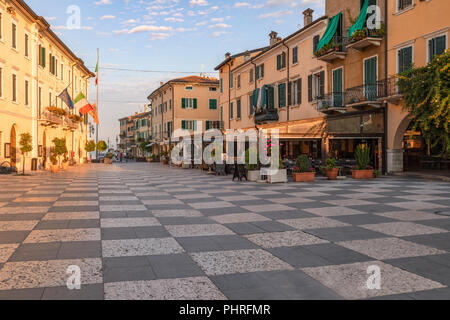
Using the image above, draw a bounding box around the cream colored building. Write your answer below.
[0,0,93,171]
[147,75,220,156]
[215,10,329,160]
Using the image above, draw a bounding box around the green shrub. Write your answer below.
[295,155,312,173]
[354,144,370,170]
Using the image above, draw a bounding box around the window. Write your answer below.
[12,23,17,49]
[255,64,264,80]
[398,0,413,11]
[249,68,254,83]
[185,86,193,91]
[220,78,223,93]
[230,72,234,89]
[230,102,234,119]
[169,99,172,110]
[398,46,413,73]
[209,87,217,92]
[181,98,197,109]
[292,46,298,64]
[12,74,17,102]
[61,64,64,81]
[288,79,302,106]
[313,35,320,53]
[24,80,29,106]
[428,35,447,62]
[237,99,241,118]
[237,75,241,88]
[278,83,286,108]
[24,34,29,57]
[181,120,197,131]
[49,92,52,107]
[277,52,286,70]
[206,121,221,130]
[39,46,46,68]
[308,71,325,101]
[209,99,218,110]
[0,12,3,41]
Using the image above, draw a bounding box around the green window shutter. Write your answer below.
[182,120,186,129]
[308,75,313,102]
[206,121,210,130]
[319,71,325,97]
[435,35,446,57]
[230,72,233,88]
[42,47,46,68]
[193,98,198,109]
[277,55,281,70]
[194,121,197,131]
[278,83,286,108]
[297,78,302,105]
[230,102,233,119]
[182,98,186,108]
[268,86,275,109]
[52,56,55,74]
[220,78,223,93]
[237,100,241,118]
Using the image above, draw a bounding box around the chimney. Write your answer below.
[303,8,314,26]
[225,52,231,59]
[269,31,278,46]
[160,81,164,87]
[144,104,148,113]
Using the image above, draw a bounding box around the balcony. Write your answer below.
[317,93,346,114]
[39,111,63,127]
[345,84,383,109]
[347,28,384,51]
[255,108,279,124]
[377,77,403,105]
[314,36,348,62]
[64,117,80,131]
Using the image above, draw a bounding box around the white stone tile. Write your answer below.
[189,201,235,209]
[322,199,377,207]
[0,258,103,290]
[242,204,296,213]
[166,224,235,237]
[13,197,58,203]
[0,207,50,214]
[190,249,293,276]
[104,277,227,300]
[211,213,270,224]
[388,202,447,210]
[43,211,100,220]
[218,195,260,202]
[338,238,446,260]
[303,206,365,217]
[375,211,448,221]
[302,261,445,300]
[141,199,183,205]
[151,209,203,217]
[280,217,350,230]
[100,205,147,211]
[175,194,213,200]
[0,244,19,263]
[101,218,160,228]
[102,238,184,257]
[360,222,447,237]
[0,221,38,231]
[244,231,328,248]
[269,197,315,204]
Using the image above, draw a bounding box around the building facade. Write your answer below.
[216,10,329,160]
[0,0,93,171]
[147,76,220,156]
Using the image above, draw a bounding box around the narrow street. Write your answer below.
[0,163,449,300]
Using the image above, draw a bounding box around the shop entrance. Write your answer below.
[329,137,382,172]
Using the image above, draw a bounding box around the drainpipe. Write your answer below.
[282,42,290,122]
[383,0,388,174]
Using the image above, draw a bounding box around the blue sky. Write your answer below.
[27,0,325,144]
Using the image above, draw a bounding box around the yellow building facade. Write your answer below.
[0,0,93,171]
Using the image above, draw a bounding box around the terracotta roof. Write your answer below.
[147,75,219,100]
[214,46,270,71]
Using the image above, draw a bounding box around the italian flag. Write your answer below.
[95,62,98,86]
[74,92,93,115]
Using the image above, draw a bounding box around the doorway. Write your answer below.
[10,126,17,168]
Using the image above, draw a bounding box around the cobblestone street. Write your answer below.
[0,163,449,300]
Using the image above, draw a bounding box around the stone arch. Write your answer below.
[392,114,413,150]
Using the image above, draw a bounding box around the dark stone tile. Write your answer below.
[103,266,156,283]
[0,213,45,221]
[364,204,406,214]
[224,223,266,235]
[268,246,331,268]
[101,227,136,240]
[258,211,314,220]
[306,226,386,242]
[68,219,100,229]
[418,218,450,231]
[176,235,258,252]
[34,220,71,230]
[402,232,450,251]
[332,214,397,225]
[9,243,61,262]
[156,217,214,225]
[408,287,450,300]
[0,288,44,300]
[0,231,30,244]
[58,241,102,259]
[250,221,296,232]
[42,284,104,300]
[103,256,150,268]
[134,226,171,238]
[148,254,205,279]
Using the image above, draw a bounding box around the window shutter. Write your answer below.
[319,71,325,97]
[288,82,292,106]
[313,35,320,53]
[398,49,404,73]
[42,47,46,68]
[261,64,264,78]
[435,36,446,57]
[193,98,198,109]
[404,47,413,71]
[277,55,281,70]
[182,98,186,108]
[250,94,255,115]
[308,75,313,102]
[230,102,233,119]
[182,120,186,129]
[206,121,210,130]
[279,83,286,108]
[194,121,197,131]
[268,86,275,109]
[297,78,302,105]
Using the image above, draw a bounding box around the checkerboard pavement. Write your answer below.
[0,163,450,300]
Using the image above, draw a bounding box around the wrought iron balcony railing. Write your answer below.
[254,108,279,123]
[317,93,345,111]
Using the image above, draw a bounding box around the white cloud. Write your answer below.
[94,0,112,5]
[100,15,116,20]
[189,0,208,6]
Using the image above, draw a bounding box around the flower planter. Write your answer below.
[50,165,59,173]
[162,159,168,165]
[247,170,261,182]
[267,169,288,184]
[352,169,374,180]
[104,158,113,165]
[293,172,316,182]
[325,168,339,180]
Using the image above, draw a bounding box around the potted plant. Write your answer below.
[267,157,288,184]
[18,133,33,176]
[52,138,68,169]
[352,144,374,179]
[245,148,260,182]
[160,151,169,165]
[50,151,59,173]
[62,153,69,170]
[293,155,316,182]
[85,140,96,163]
[323,158,339,180]
[96,141,108,162]
[104,152,114,164]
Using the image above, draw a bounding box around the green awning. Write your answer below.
[348,0,369,37]
[316,12,341,51]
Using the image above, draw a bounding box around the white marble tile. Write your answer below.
[102,238,184,257]
[244,231,328,248]
[100,205,147,212]
[242,204,296,213]
[166,224,235,237]
[189,201,235,209]
[280,217,350,230]
[375,211,448,221]
[0,207,50,214]
[303,206,365,217]
[388,202,446,210]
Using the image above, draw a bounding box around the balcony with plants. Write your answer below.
[314,12,347,62]
[317,92,346,114]
[40,106,66,126]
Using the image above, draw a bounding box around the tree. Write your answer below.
[19,133,32,175]
[85,140,96,153]
[96,140,108,153]
[52,138,68,167]
[397,49,450,157]
[139,142,151,156]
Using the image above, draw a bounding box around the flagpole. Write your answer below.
[96,48,99,160]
